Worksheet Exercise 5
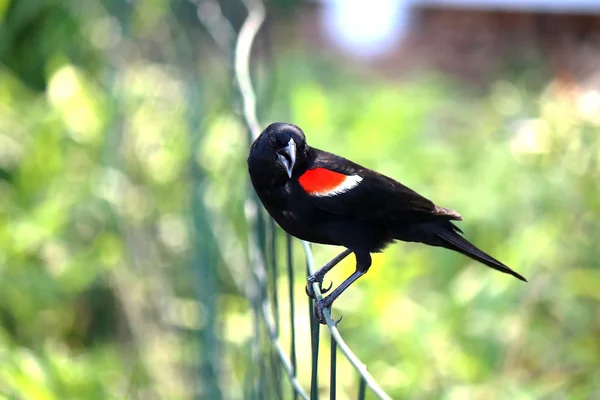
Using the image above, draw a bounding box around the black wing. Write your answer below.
[306,149,462,222]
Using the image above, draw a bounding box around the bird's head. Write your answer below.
[248,122,309,183]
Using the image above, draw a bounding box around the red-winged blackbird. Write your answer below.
[248,122,526,324]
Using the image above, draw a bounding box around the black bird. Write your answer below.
[247,122,526,324]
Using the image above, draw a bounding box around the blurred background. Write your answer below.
[1,0,600,398]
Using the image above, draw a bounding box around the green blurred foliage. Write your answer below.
[0,0,599,399]
[267,60,600,399]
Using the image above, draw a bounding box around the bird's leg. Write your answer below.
[306,248,353,299]
[314,270,364,324]
[314,252,371,324]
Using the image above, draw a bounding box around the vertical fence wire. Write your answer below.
[358,377,367,400]
[330,337,337,399]
[233,1,393,399]
[287,234,299,400]
[269,219,283,399]
[270,219,280,335]
[308,248,321,400]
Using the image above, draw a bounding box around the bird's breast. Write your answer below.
[253,182,337,245]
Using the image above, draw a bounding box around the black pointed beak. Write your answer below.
[276,139,296,179]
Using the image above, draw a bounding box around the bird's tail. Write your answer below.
[427,222,527,282]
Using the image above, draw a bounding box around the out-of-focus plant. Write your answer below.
[1,0,599,399]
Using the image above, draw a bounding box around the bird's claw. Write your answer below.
[314,300,328,324]
[305,279,333,299]
[313,299,342,325]
[334,315,343,326]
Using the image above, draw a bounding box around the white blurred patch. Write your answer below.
[47,65,102,143]
[48,66,78,104]
[40,240,70,277]
[321,0,410,58]
[95,167,130,210]
[577,89,600,125]
[510,119,551,155]
[158,214,190,253]
[0,134,22,169]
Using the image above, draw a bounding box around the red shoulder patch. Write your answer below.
[298,168,348,195]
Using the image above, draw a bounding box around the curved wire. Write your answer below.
[234,1,309,399]
[234,1,392,399]
[235,0,264,140]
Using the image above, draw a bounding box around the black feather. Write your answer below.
[248,122,527,283]
[428,223,527,282]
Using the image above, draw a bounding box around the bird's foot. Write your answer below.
[305,276,333,299]
[314,298,342,325]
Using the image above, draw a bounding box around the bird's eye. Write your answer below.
[268,136,277,147]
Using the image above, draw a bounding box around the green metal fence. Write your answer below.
[233,1,391,398]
